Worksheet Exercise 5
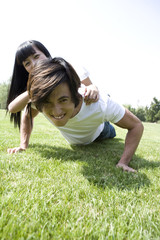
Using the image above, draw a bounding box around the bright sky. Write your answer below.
[0,0,159,107]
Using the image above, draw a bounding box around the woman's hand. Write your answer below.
[83,85,99,105]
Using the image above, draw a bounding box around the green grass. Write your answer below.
[0,109,160,240]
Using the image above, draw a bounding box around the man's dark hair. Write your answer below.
[27,57,81,112]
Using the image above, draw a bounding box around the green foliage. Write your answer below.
[0,80,10,109]
[136,107,146,122]
[124,97,160,122]
[145,97,160,122]
[124,104,146,122]
[1,110,160,239]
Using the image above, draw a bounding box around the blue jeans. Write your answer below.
[95,122,116,141]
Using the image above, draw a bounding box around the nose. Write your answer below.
[52,104,63,117]
[30,60,36,70]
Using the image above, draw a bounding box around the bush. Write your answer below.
[0,82,9,109]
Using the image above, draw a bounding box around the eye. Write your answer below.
[34,54,40,59]
[60,98,68,103]
[24,62,30,67]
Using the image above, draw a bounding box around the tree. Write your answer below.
[135,107,146,122]
[146,97,160,122]
[124,104,146,121]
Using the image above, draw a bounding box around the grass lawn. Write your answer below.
[0,109,160,240]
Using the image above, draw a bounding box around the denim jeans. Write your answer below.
[94,122,116,141]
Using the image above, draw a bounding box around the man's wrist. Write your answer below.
[20,144,27,150]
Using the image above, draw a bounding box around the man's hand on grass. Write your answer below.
[7,147,26,154]
[116,163,137,173]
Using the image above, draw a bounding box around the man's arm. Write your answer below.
[7,107,39,154]
[115,108,144,172]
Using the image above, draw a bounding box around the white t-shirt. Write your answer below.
[31,64,125,145]
[45,93,125,145]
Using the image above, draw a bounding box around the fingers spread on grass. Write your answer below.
[116,163,137,173]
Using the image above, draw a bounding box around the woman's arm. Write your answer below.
[8,91,29,113]
[8,76,99,113]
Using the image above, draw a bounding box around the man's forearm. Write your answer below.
[7,107,39,154]
[115,109,144,172]
[20,111,33,149]
[118,122,143,165]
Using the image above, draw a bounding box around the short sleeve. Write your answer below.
[105,97,125,123]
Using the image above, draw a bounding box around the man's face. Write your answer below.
[42,82,77,126]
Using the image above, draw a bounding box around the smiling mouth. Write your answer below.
[52,114,65,120]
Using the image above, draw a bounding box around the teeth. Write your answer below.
[54,115,64,119]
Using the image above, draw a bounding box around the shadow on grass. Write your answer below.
[30,137,160,190]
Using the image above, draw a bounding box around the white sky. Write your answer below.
[0,0,160,107]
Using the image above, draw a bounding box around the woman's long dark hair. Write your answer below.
[6,40,52,128]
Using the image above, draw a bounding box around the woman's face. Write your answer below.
[22,46,48,73]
